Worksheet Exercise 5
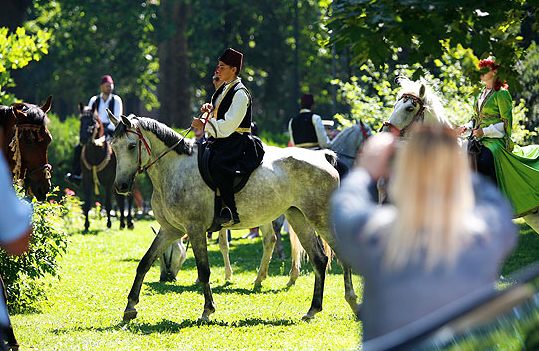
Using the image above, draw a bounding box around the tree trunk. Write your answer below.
[158,0,191,128]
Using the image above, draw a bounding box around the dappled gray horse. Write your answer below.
[108,112,359,321]
[330,122,373,169]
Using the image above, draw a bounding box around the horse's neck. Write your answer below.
[142,132,196,192]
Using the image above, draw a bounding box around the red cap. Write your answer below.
[101,75,114,85]
[219,48,243,71]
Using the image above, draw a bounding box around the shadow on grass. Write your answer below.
[144,281,290,296]
[51,316,298,335]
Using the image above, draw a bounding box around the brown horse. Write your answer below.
[78,103,134,232]
[0,96,52,351]
[0,96,53,201]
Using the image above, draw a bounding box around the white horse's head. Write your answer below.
[108,111,151,194]
[383,77,451,137]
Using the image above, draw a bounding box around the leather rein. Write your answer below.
[125,124,192,174]
[382,93,426,137]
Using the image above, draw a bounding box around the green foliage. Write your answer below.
[46,112,80,194]
[25,0,159,112]
[0,187,69,312]
[0,26,50,105]
[326,0,536,92]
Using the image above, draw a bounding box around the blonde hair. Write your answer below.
[385,125,475,271]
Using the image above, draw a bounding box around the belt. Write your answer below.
[235,127,251,133]
[295,142,319,148]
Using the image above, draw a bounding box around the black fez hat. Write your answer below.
[301,93,314,107]
[219,48,243,71]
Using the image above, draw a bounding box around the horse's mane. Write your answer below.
[396,77,451,126]
[10,102,49,126]
[114,116,193,156]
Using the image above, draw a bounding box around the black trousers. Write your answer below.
[475,146,497,186]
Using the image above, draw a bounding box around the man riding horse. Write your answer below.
[66,75,123,185]
[191,48,264,226]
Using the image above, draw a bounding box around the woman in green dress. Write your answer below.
[456,57,539,217]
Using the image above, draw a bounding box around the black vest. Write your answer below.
[94,94,116,115]
[291,111,318,146]
[211,81,252,130]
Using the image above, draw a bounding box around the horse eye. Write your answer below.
[128,143,136,150]
[406,106,415,112]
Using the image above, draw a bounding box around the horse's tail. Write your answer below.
[320,149,338,167]
[289,225,305,271]
[321,237,333,271]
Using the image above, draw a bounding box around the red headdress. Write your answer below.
[478,56,507,91]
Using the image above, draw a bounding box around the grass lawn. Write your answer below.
[10,215,362,350]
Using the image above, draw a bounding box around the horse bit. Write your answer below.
[381,93,426,137]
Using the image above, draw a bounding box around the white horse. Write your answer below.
[383,76,539,233]
[107,112,360,321]
[331,121,373,169]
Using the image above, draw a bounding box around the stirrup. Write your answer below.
[216,206,239,226]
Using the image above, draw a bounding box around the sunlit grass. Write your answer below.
[11,216,361,350]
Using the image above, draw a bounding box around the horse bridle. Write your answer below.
[9,123,52,181]
[125,123,191,174]
[382,93,426,137]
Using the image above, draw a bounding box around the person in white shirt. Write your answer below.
[66,75,123,185]
[191,48,264,226]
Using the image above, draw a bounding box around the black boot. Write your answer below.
[65,144,82,186]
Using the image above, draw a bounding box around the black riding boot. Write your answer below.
[215,172,240,225]
[65,143,82,185]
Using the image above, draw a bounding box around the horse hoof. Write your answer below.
[7,345,19,351]
[253,279,263,288]
[107,221,112,229]
[123,309,138,321]
[286,279,297,287]
[128,222,134,230]
[120,222,126,229]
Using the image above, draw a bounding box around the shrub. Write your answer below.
[0,186,69,312]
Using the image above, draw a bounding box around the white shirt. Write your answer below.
[288,108,332,149]
[88,93,123,125]
[206,77,249,138]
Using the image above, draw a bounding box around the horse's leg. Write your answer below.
[188,226,216,321]
[253,222,276,287]
[127,194,134,230]
[105,185,112,229]
[82,181,92,232]
[123,227,178,321]
[117,194,126,229]
[285,207,327,320]
[0,274,19,350]
[218,229,232,280]
[301,211,360,315]
[272,215,286,259]
[287,226,303,287]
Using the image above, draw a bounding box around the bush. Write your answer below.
[0,186,69,312]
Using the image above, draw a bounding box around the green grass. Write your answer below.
[10,216,361,350]
[10,215,539,350]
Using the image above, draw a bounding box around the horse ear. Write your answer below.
[419,84,426,99]
[78,102,84,114]
[107,108,119,127]
[121,115,134,128]
[41,95,52,114]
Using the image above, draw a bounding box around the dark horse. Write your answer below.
[78,103,134,232]
[0,96,53,351]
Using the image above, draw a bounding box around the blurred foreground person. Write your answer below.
[330,126,516,341]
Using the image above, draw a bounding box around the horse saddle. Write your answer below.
[197,142,252,232]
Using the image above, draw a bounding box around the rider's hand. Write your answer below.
[191,118,205,130]
[455,126,467,135]
[201,103,213,113]
[472,128,484,137]
[358,132,396,181]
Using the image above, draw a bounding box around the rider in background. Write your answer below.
[289,93,348,177]
[331,126,516,341]
[66,75,123,185]
[456,56,539,217]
